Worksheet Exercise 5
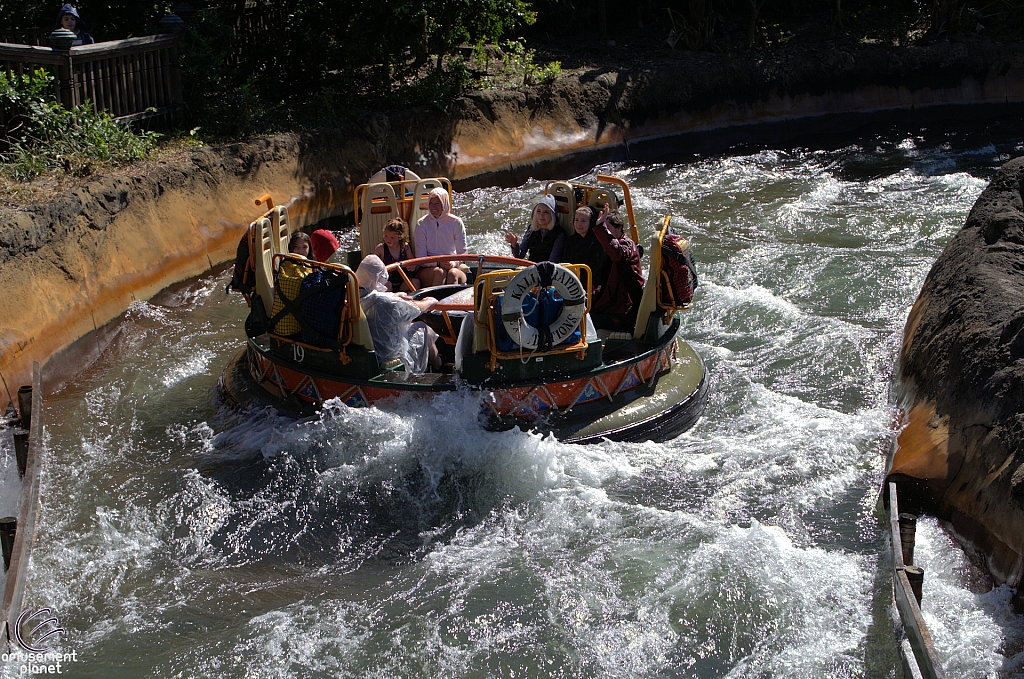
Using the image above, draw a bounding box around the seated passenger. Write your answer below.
[369,164,419,183]
[356,255,442,373]
[590,207,645,332]
[562,206,607,295]
[288,231,312,258]
[505,195,565,263]
[373,218,420,292]
[310,229,340,263]
[414,187,468,288]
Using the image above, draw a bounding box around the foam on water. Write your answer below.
[14,125,1024,678]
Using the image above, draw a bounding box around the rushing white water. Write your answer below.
[7,123,1024,678]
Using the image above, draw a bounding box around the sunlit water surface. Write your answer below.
[9,124,1024,678]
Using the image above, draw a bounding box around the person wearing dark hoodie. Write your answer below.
[561,205,607,295]
[54,4,95,45]
[505,195,565,263]
[590,206,645,332]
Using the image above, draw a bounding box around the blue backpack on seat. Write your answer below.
[299,269,348,347]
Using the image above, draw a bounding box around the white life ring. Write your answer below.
[501,263,586,350]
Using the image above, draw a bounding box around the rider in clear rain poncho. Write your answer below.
[355,255,441,374]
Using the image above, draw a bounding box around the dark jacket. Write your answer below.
[54,4,95,45]
[511,226,565,263]
[590,223,644,317]
[562,229,607,293]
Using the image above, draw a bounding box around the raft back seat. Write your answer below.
[472,266,593,371]
[270,206,293,255]
[252,216,276,317]
[358,183,400,259]
[632,215,690,341]
[546,181,577,236]
[588,187,619,213]
[355,178,454,257]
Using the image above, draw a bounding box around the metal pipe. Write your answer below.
[17,385,31,430]
[899,513,917,566]
[0,517,15,571]
[12,429,28,477]
[905,565,925,604]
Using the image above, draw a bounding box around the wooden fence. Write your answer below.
[0,34,182,126]
[888,481,945,679]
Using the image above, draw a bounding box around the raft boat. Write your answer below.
[221,175,709,443]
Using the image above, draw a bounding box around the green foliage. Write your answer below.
[0,70,159,180]
[498,39,561,87]
[428,0,537,72]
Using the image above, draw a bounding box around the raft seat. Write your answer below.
[546,181,577,236]
[633,215,693,341]
[588,188,619,213]
[263,253,374,359]
[252,216,276,317]
[270,205,293,255]
[471,267,592,371]
[359,183,400,258]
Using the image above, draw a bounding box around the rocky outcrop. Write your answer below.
[2,39,1024,392]
[894,156,1024,597]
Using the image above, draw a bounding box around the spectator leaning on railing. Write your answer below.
[53,4,95,46]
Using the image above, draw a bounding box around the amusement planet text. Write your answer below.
[2,650,78,674]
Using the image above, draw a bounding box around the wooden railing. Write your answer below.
[1,363,43,650]
[887,481,945,679]
[0,35,182,125]
[0,29,48,47]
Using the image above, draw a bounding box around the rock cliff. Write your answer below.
[894,156,1024,599]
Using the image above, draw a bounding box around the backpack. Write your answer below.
[660,232,699,306]
[299,268,349,347]
[228,232,255,295]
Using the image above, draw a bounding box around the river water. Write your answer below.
[8,122,1024,678]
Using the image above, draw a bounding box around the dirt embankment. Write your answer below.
[1,39,1024,392]
[894,156,1024,603]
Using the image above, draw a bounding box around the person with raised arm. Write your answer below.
[505,195,565,263]
[590,206,644,332]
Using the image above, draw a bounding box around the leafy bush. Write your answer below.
[498,39,562,88]
[0,70,159,180]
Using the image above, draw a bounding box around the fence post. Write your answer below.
[56,54,76,108]
[899,513,917,566]
[49,28,76,108]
